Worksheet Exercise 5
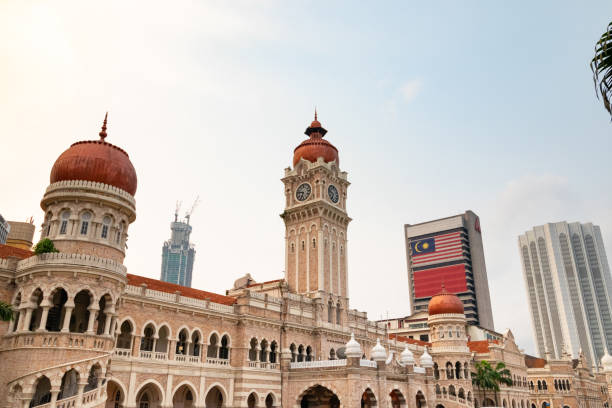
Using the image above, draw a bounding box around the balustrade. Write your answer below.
[291,359,347,369]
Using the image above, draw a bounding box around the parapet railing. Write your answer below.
[123,285,235,313]
[16,253,127,276]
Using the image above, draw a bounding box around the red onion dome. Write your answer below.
[428,285,465,315]
[292,112,339,167]
[50,113,137,196]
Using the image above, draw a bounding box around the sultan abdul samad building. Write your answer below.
[1,114,612,408]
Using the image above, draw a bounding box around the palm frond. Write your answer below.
[591,21,612,118]
[0,301,13,322]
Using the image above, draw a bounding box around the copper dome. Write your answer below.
[50,114,138,196]
[428,285,465,316]
[292,112,339,167]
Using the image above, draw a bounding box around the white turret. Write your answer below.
[419,347,433,368]
[400,345,415,366]
[345,332,362,358]
[371,338,387,362]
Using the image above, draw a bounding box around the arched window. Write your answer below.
[46,288,68,332]
[269,341,278,363]
[301,241,305,251]
[448,385,456,396]
[141,325,155,351]
[537,380,542,390]
[306,346,313,362]
[191,331,201,357]
[291,243,295,253]
[312,238,316,248]
[249,338,258,361]
[117,321,133,349]
[455,361,462,379]
[176,329,188,355]
[59,210,70,234]
[259,339,268,362]
[330,348,336,360]
[298,345,305,362]
[328,300,333,323]
[433,363,440,380]
[542,380,547,390]
[207,334,219,358]
[219,335,230,359]
[101,216,112,239]
[290,343,297,362]
[80,212,92,235]
[446,362,454,379]
[336,302,341,324]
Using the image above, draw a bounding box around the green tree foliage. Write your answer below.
[472,360,513,405]
[0,301,13,322]
[592,21,612,119]
[33,238,59,255]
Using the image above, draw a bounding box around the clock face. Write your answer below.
[328,185,339,203]
[296,183,311,201]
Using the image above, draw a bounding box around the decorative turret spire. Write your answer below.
[305,109,327,137]
[99,112,108,141]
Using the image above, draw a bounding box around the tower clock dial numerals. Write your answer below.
[328,185,339,203]
[296,183,311,201]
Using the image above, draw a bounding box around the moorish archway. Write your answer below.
[299,385,340,408]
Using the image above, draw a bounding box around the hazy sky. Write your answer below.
[2,1,612,356]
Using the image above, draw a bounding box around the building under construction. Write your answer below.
[160,199,198,287]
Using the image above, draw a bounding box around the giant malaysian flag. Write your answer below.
[410,231,463,267]
[411,231,468,298]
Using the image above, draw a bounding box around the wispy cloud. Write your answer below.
[399,79,423,103]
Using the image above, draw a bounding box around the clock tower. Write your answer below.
[281,113,351,304]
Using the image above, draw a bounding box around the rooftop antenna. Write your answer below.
[185,196,200,224]
[174,201,182,222]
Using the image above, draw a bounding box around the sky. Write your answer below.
[2,1,612,356]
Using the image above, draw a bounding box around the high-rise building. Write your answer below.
[160,214,196,287]
[519,221,612,367]
[404,210,494,329]
[0,214,10,244]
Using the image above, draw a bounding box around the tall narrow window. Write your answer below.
[80,212,91,235]
[301,241,305,251]
[312,238,316,248]
[59,210,70,235]
[101,216,111,239]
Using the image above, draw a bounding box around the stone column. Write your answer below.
[85,304,99,334]
[103,308,115,336]
[37,301,52,332]
[132,335,141,357]
[61,306,74,333]
[168,339,176,360]
[75,382,87,408]
[49,387,60,408]
[20,307,33,332]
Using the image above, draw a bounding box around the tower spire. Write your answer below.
[99,112,108,141]
[314,107,317,121]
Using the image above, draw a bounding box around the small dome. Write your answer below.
[50,114,138,196]
[400,345,414,365]
[428,285,464,316]
[292,113,339,167]
[601,350,612,371]
[419,347,433,368]
[371,338,387,362]
[345,332,362,358]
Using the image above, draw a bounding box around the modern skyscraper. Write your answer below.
[404,210,494,329]
[0,214,10,244]
[161,213,196,287]
[519,221,612,368]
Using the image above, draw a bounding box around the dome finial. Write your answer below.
[314,107,318,121]
[99,112,108,141]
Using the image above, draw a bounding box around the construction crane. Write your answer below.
[174,201,182,222]
[185,196,200,224]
